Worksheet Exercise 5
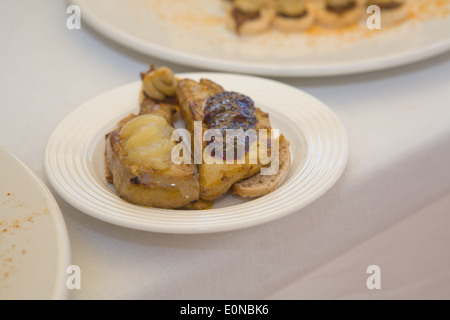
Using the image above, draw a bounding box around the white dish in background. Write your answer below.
[71,0,450,77]
[44,73,348,234]
[0,147,70,300]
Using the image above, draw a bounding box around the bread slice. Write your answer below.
[232,134,291,197]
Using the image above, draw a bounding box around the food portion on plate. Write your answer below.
[272,0,316,32]
[225,0,276,35]
[104,65,291,209]
[222,0,411,34]
[104,67,202,209]
[364,0,410,28]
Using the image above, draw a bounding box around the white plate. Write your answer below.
[44,73,348,234]
[0,147,71,300]
[71,0,450,77]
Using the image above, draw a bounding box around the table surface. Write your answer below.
[1,0,450,300]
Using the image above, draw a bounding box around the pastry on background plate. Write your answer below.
[272,0,316,32]
[316,0,363,27]
[226,0,275,35]
[365,0,410,27]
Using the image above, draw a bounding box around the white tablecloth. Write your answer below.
[1,1,450,300]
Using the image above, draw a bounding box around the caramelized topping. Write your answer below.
[141,65,177,100]
[120,114,175,170]
[203,92,257,159]
[204,92,256,131]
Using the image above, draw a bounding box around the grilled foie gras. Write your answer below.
[176,78,273,202]
[105,66,200,209]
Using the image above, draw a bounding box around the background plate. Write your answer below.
[44,73,348,234]
[71,0,450,76]
[0,147,70,300]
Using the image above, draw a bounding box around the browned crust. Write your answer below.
[231,134,291,197]
[105,113,138,184]
[176,78,225,136]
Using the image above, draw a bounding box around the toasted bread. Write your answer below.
[232,134,291,197]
